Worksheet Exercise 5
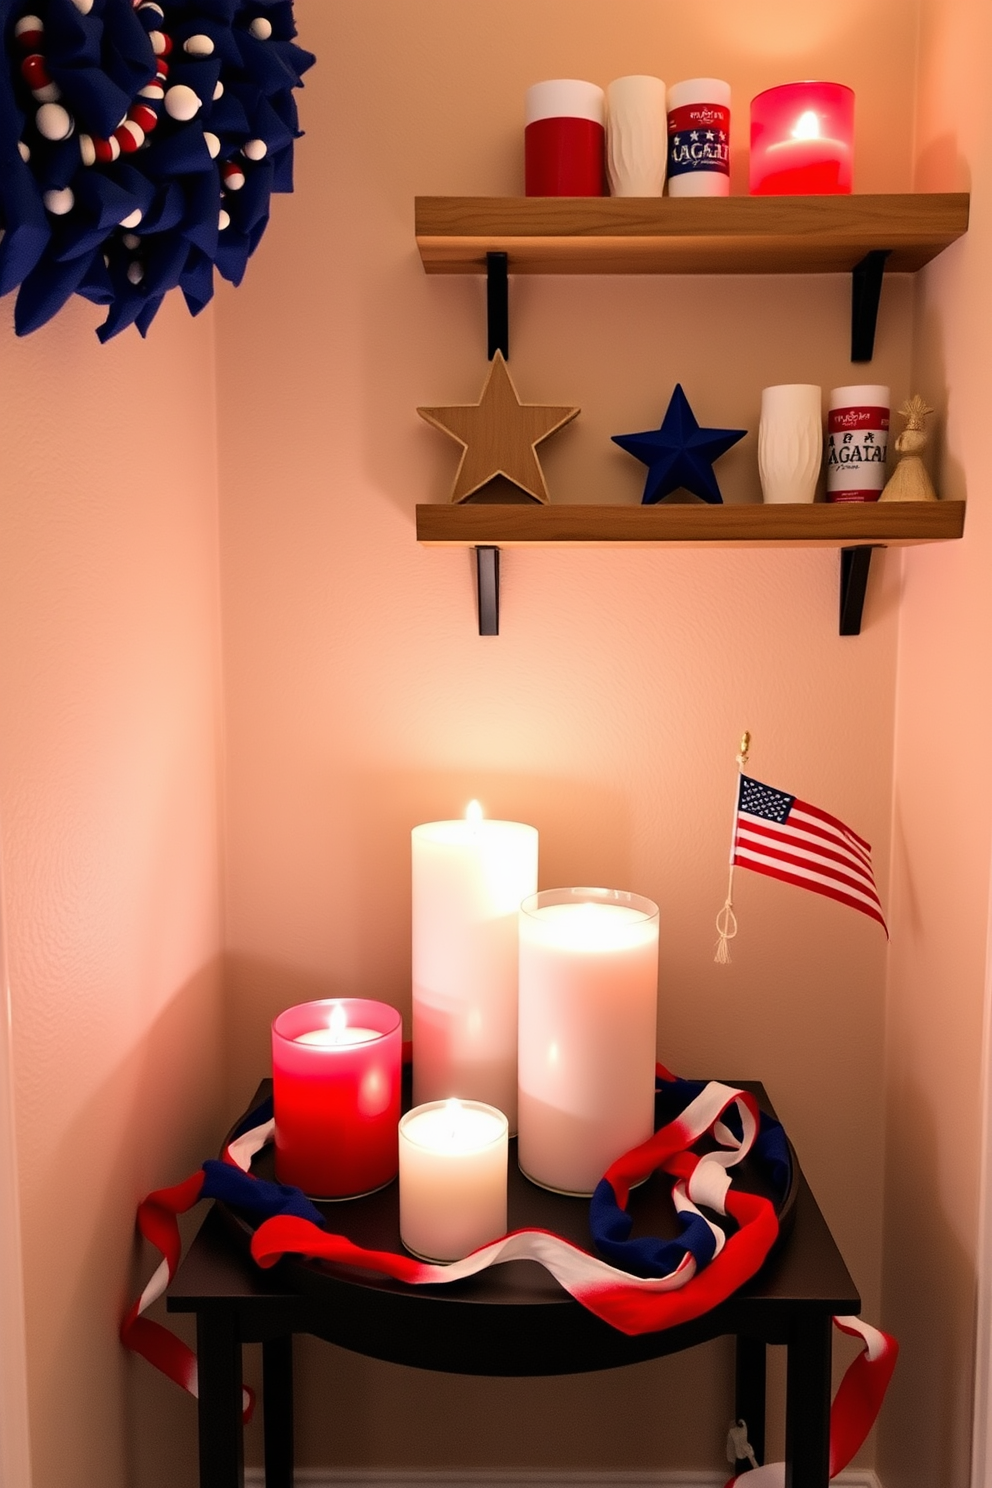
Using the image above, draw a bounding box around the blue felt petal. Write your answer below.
[167,57,222,107]
[233,156,271,233]
[214,226,249,284]
[207,92,250,137]
[15,248,95,334]
[280,40,316,81]
[143,123,217,178]
[95,281,147,341]
[179,246,214,314]
[138,180,185,234]
[142,233,191,296]
[0,162,51,294]
[76,251,115,303]
[234,31,300,95]
[135,292,165,337]
[270,141,293,192]
[180,169,221,255]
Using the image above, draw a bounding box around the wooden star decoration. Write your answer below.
[418,352,579,504]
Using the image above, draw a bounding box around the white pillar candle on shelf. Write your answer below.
[412,803,538,1130]
[399,1099,509,1261]
[517,887,659,1196]
[607,75,668,197]
[758,384,823,503]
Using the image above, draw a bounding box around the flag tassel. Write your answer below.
[714,864,738,964]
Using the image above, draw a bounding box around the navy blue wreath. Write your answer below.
[0,0,314,339]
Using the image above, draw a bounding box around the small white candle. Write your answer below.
[412,803,538,1129]
[399,1098,509,1261]
[518,888,659,1195]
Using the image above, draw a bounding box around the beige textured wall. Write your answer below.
[880,0,992,1484]
[0,292,225,1488]
[215,0,920,1475]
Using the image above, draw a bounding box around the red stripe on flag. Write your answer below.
[735,856,888,932]
[738,812,875,884]
[791,796,872,854]
[737,827,874,892]
[735,831,881,903]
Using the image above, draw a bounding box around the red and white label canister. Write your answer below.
[826,384,890,502]
[525,79,606,196]
[666,78,731,197]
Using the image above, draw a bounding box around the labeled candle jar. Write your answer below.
[517,888,659,1196]
[827,385,890,502]
[666,78,730,197]
[749,82,854,195]
[399,1099,509,1261]
[272,999,402,1199]
[412,806,538,1130]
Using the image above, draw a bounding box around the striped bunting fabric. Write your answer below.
[732,774,887,934]
[122,1072,897,1484]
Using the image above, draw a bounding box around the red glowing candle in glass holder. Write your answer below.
[272,998,402,1199]
[749,82,854,195]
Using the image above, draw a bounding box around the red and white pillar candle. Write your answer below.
[525,79,606,196]
[826,385,890,503]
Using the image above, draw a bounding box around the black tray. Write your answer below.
[215,1074,797,1313]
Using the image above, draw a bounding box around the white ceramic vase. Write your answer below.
[606,76,667,196]
[758,384,823,503]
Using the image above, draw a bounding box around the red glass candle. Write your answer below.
[749,82,854,195]
[272,998,402,1198]
[525,79,606,196]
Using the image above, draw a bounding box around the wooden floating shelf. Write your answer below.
[416,501,967,549]
[415,193,970,276]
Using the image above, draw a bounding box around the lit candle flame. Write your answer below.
[791,110,821,141]
[445,1096,462,1139]
[328,1002,347,1042]
[466,800,483,824]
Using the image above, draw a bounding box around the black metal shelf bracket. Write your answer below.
[487,251,509,360]
[850,249,890,362]
[839,545,882,635]
[475,545,500,635]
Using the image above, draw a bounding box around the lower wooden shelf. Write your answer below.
[415,500,965,548]
[415,502,966,638]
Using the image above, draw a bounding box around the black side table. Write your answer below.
[167,1081,859,1488]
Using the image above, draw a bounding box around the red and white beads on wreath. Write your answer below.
[14,1,279,242]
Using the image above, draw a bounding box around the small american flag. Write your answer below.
[732,774,887,933]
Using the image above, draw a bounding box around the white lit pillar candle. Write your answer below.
[412,803,538,1129]
[399,1099,509,1261]
[517,888,659,1195]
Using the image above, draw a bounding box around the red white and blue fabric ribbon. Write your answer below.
[122,1066,896,1480]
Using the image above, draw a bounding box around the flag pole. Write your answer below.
[715,731,750,964]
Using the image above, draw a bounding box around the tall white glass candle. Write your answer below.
[412,803,538,1129]
[399,1098,509,1261]
[517,887,659,1195]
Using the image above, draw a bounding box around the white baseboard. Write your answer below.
[244,1469,884,1488]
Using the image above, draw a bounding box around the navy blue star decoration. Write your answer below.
[0,0,314,341]
[612,384,747,504]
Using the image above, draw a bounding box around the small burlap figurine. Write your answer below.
[880,395,938,502]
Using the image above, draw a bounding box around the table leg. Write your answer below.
[196,1308,245,1488]
[263,1336,294,1488]
[785,1312,832,1488]
[735,1334,766,1467]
